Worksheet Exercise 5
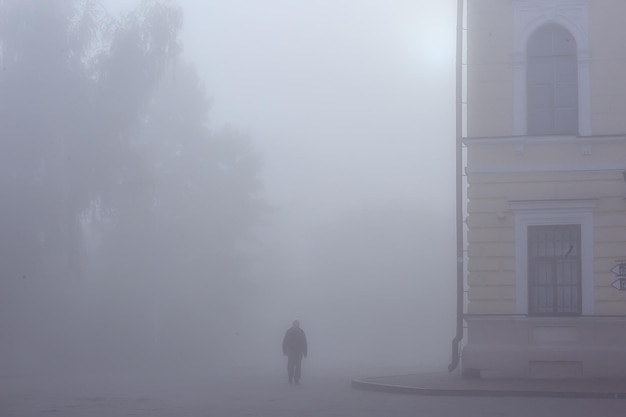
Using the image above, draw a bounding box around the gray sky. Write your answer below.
[101,0,460,369]
[105,0,458,215]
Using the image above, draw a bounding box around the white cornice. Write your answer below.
[466,166,626,176]
[464,135,626,146]
[509,199,598,212]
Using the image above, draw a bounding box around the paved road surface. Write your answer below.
[2,371,624,416]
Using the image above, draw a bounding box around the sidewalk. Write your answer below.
[351,372,626,399]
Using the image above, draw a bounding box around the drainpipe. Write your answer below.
[448,0,465,373]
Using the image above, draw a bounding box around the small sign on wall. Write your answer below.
[610,262,626,290]
[611,278,626,291]
[610,262,626,277]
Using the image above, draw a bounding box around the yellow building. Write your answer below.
[462,0,626,378]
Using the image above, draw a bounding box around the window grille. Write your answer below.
[528,224,582,315]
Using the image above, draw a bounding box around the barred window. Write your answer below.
[528,224,582,315]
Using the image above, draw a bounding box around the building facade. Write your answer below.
[462,0,626,378]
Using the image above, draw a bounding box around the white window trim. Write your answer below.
[513,0,591,136]
[510,199,596,315]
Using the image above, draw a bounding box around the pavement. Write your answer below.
[351,371,626,399]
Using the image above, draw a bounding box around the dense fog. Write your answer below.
[0,0,458,379]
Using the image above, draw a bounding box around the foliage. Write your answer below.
[0,0,265,373]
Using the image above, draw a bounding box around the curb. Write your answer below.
[351,378,626,399]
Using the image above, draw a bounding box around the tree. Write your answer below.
[0,0,265,373]
[91,62,267,368]
[0,0,183,281]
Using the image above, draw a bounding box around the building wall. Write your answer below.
[589,1,626,135]
[465,137,626,316]
[463,0,626,378]
[468,0,626,137]
[466,0,514,137]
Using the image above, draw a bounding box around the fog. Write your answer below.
[0,0,458,381]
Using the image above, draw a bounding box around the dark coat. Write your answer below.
[282,327,307,356]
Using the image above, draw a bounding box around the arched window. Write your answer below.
[527,25,578,135]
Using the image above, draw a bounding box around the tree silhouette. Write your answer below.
[0,0,265,373]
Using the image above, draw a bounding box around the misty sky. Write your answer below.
[105,0,458,215]
[95,0,460,370]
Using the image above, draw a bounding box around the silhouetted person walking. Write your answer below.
[282,320,307,384]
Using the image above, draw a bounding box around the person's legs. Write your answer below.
[287,355,295,384]
[294,354,302,384]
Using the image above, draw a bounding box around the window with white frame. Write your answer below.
[513,0,591,136]
[527,24,578,135]
[511,200,595,316]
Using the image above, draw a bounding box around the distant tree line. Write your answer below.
[0,0,265,373]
